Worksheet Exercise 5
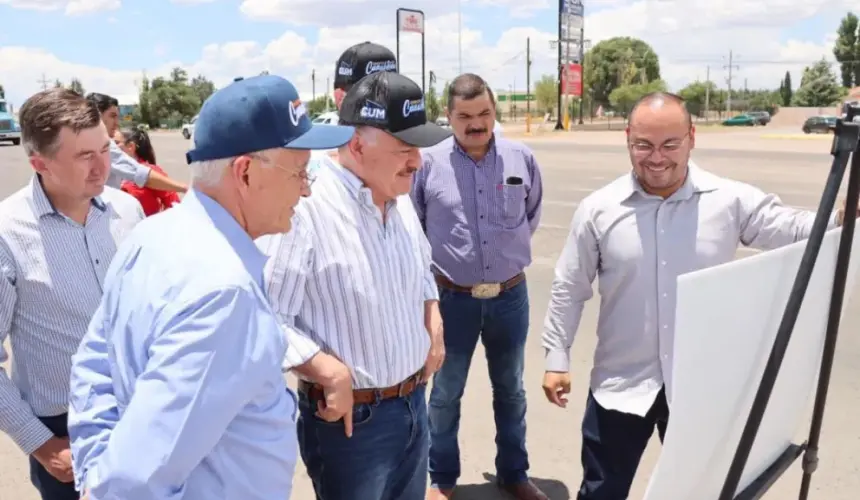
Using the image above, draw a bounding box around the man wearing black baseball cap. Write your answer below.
[257,71,450,499]
[332,41,397,108]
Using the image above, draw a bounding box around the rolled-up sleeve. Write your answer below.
[0,242,54,455]
[109,140,151,187]
[68,303,120,491]
[542,202,599,372]
[80,287,269,499]
[258,230,321,370]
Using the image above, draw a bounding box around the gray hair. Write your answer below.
[187,157,234,187]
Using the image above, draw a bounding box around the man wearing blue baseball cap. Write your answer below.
[67,74,354,500]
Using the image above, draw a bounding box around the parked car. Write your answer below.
[312,111,339,125]
[801,116,837,134]
[435,117,450,129]
[0,98,21,146]
[747,111,771,125]
[181,115,198,139]
[722,114,756,126]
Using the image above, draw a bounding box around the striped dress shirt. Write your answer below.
[0,176,144,454]
[257,157,438,389]
[413,136,543,286]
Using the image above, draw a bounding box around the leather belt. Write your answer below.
[434,272,525,299]
[297,369,424,405]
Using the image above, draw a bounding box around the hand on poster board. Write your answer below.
[836,199,860,226]
[542,372,572,407]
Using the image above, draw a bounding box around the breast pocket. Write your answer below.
[496,184,527,229]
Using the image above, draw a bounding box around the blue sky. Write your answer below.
[0,0,850,107]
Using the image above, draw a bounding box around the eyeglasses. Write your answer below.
[629,133,690,157]
[249,153,316,187]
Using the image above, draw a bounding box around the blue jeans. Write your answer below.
[429,279,530,489]
[297,383,429,499]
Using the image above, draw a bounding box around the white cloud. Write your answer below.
[0,0,120,14]
[0,0,850,110]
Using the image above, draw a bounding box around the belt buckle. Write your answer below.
[471,283,501,299]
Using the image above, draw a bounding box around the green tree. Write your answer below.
[138,66,205,128]
[0,84,4,98]
[608,80,667,114]
[426,85,442,122]
[69,78,85,96]
[54,79,63,88]
[441,80,450,111]
[792,58,842,107]
[779,71,793,106]
[306,95,334,116]
[189,75,216,106]
[678,80,718,117]
[747,90,781,115]
[833,12,859,87]
[583,37,661,110]
[534,74,557,115]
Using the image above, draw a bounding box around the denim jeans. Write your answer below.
[297,383,429,500]
[428,279,530,489]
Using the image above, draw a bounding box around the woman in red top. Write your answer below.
[114,127,181,216]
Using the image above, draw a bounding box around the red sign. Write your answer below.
[398,10,424,33]
[562,63,582,97]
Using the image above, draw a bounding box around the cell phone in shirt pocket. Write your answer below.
[497,176,527,227]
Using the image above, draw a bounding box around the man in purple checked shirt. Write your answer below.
[411,73,547,500]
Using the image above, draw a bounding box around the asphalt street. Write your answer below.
[0,128,857,499]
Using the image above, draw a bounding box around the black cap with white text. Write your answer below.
[333,42,397,90]
[338,72,451,148]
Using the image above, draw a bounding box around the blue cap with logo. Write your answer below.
[186,74,354,164]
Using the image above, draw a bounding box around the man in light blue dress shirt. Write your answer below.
[67,74,355,500]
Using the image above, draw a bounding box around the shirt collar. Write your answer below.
[181,189,268,287]
[452,135,498,165]
[28,174,106,219]
[622,160,719,203]
[327,156,397,212]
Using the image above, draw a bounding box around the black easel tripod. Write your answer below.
[715,105,860,500]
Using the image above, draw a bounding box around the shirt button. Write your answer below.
[480,215,484,219]
[483,240,487,244]
[478,189,483,194]
[663,324,668,329]
[662,293,667,298]
[661,261,667,266]
[485,266,490,270]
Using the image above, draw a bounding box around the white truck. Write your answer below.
[0,98,21,146]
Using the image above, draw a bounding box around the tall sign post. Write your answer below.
[555,0,583,130]
[396,8,426,93]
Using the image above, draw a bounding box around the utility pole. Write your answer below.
[37,73,50,90]
[723,50,739,114]
[705,65,711,121]
[554,0,563,130]
[312,69,316,101]
[526,37,532,135]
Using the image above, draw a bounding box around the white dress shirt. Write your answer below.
[257,157,438,389]
[542,163,833,416]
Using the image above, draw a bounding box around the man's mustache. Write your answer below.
[466,128,487,135]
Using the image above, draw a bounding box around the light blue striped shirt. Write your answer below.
[68,190,300,499]
[107,140,150,189]
[0,176,143,454]
[257,157,437,389]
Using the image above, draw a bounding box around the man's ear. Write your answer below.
[229,156,251,188]
[29,155,49,176]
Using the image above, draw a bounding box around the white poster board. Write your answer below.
[644,227,860,499]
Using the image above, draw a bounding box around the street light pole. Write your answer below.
[458,0,463,74]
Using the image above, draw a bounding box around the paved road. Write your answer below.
[0,129,856,499]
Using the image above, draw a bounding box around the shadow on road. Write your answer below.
[452,472,571,499]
